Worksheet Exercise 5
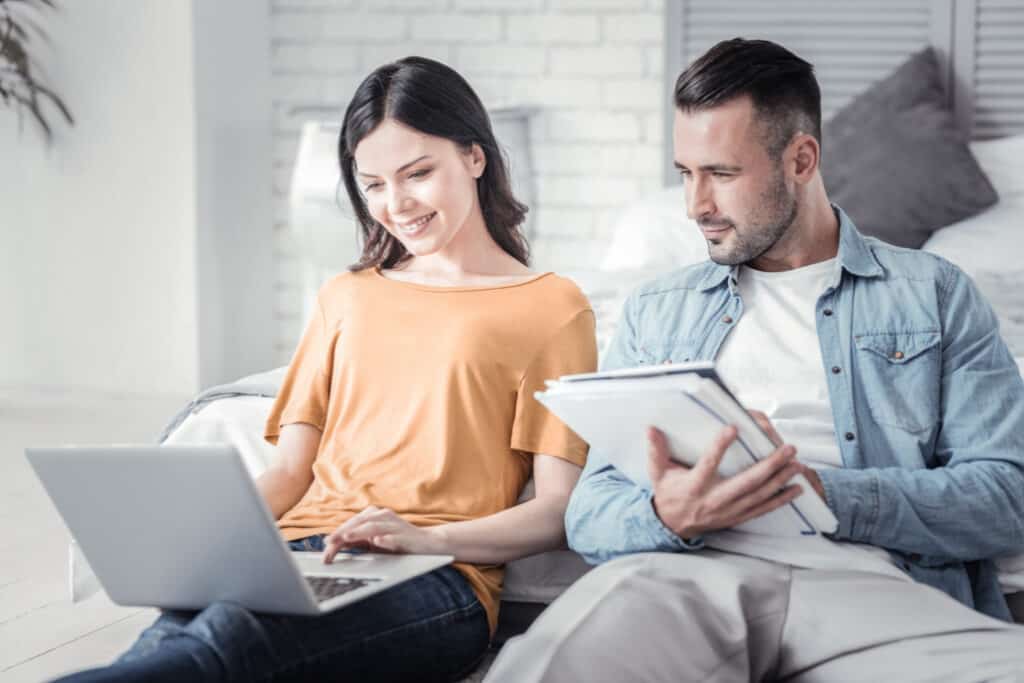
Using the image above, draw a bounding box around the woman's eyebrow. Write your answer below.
[357,155,432,179]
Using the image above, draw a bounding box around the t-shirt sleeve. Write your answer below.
[264,292,335,445]
[510,309,597,466]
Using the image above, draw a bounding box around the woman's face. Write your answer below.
[354,118,486,260]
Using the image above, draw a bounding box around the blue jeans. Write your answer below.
[55,535,489,682]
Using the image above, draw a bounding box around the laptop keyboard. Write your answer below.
[306,575,382,603]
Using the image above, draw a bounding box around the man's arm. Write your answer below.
[819,264,1024,561]
[565,291,696,563]
[565,446,701,564]
[565,293,804,564]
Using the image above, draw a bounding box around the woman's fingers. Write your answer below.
[323,506,385,563]
[341,519,398,542]
[328,506,380,541]
[370,535,399,552]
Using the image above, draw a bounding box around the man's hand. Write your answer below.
[747,409,826,504]
[799,466,826,501]
[647,422,805,539]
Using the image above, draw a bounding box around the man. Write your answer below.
[486,39,1024,682]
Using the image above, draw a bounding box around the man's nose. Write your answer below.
[685,178,714,221]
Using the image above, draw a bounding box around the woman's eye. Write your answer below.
[363,182,382,192]
[409,169,432,179]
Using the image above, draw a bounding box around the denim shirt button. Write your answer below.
[831,366,841,374]
[823,308,833,316]
[722,315,733,324]
[844,432,856,441]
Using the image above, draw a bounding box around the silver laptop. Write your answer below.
[26,445,453,615]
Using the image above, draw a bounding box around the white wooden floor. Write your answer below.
[0,387,188,682]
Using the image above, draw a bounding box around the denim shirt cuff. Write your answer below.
[646,494,704,550]
[816,468,880,542]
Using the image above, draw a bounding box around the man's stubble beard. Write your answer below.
[706,169,799,267]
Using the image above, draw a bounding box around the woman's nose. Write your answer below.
[386,187,413,216]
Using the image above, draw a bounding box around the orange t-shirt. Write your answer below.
[263,267,596,634]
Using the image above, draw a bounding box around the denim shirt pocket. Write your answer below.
[854,330,941,433]
[639,339,699,366]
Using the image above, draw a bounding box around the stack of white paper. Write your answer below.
[537,362,838,536]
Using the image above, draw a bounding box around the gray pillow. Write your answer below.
[822,48,998,248]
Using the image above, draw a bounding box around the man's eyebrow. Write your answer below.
[357,155,431,179]
[674,161,742,173]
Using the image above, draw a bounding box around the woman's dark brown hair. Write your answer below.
[340,56,529,271]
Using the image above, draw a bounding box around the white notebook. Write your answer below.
[537,362,839,536]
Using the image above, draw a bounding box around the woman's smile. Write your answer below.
[395,211,437,237]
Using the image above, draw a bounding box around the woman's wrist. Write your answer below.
[425,524,455,556]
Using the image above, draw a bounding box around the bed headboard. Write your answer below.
[662,0,1024,184]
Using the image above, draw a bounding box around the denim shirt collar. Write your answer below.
[696,204,884,293]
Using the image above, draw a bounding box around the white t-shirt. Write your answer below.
[709,258,903,578]
[717,257,843,469]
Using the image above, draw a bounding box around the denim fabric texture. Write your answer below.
[55,535,489,682]
[565,206,1024,621]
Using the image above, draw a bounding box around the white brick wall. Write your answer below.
[269,0,665,360]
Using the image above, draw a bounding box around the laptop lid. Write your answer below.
[26,445,320,614]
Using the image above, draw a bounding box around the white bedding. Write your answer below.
[922,198,1024,356]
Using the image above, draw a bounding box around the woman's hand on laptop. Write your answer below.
[322,506,448,563]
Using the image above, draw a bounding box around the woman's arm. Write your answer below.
[324,454,582,565]
[255,422,321,520]
[435,454,582,563]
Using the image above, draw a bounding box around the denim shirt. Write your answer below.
[565,206,1024,621]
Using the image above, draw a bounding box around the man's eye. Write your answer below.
[712,172,733,179]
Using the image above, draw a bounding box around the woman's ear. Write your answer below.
[467,143,486,179]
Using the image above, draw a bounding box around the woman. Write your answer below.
[59,57,596,682]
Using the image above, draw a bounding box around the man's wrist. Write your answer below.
[651,494,700,542]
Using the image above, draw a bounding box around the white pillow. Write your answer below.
[970,134,1024,199]
[564,269,657,360]
[600,185,707,273]
[922,198,1024,356]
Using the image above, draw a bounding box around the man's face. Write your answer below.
[673,97,798,267]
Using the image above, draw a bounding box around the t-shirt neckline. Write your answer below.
[373,266,554,292]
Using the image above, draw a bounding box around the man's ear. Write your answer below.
[467,143,486,179]
[789,133,820,185]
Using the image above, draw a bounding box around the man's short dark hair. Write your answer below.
[674,38,822,159]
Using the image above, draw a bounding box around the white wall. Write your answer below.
[267,0,666,361]
[0,0,276,396]
[0,0,199,396]
[193,0,276,390]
